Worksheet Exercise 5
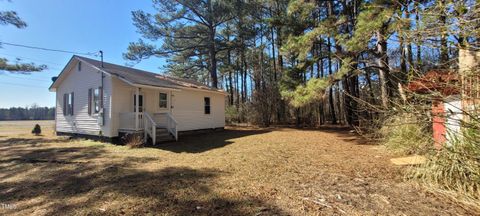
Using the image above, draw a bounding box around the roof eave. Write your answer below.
[132,83,181,92]
[176,86,229,95]
[48,56,77,91]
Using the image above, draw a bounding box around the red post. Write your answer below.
[432,99,446,149]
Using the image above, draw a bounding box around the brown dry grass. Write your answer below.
[0,121,476,215]
[0,120,54,136]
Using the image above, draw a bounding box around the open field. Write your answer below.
[0,121,477,215]
[0,120,54,136]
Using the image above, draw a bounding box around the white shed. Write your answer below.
[49,56,226,144]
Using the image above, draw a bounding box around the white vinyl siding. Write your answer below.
[55,58,226,138]
[110,77,225,135]
[172,89,225,131]
[55,60,112,137]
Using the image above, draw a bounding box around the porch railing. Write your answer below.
[119,112,144,130]
[153,113,178,141]
[143,112,156,144]
[119,112,178,142]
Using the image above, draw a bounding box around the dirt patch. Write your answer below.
[0,125,476,215]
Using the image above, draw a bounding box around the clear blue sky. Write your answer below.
[0,0,165,108]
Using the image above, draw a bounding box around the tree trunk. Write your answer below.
[377,30,390,108]
[207,0,218,88]
[235,57,240,108]
[400,33,407,79]
[406,5,413,75]
[439,0,449,67]
[228,49,234,105]
[242,50,248,102]
[327,37,337,124]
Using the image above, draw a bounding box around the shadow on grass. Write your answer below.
[0,138,284,215]
[152,129,271,153]
[0,137,71,146]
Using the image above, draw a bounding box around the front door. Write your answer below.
[133,94,144,112]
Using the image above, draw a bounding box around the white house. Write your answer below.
[49,55,226,144]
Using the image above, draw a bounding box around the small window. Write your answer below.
[70,93,74,115]
[159,93,168,108]
[88,88,102,114]
[204,97,210,114]
[65,92,74,116]
[78,61,82,71]
[93,88,100,113]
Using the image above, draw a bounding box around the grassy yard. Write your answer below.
[0,121,476,215]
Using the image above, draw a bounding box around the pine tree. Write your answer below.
[0,9,46,73]
[124,0,236,88]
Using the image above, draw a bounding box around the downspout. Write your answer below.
[100,51,105,138]
[101,70,105,126]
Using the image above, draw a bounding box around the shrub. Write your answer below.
[409,120,480,205]
[225,104,254,125]
[225,105,239,124]
[31,124,41,136]
[123,134,144,148]
[380,113,432,155]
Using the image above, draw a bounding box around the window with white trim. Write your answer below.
[64,92,74,116]
[204,97,210,114]
[88,87,102,115]
[93,88,101,113]
[159,93,168,108]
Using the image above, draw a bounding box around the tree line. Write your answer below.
[0,105,55,121]
[125,0,478,127]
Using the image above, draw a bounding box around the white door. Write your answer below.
[133,94,144,113]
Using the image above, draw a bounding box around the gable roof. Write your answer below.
[50,55,226,94]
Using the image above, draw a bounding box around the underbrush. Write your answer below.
[380,110,479,208]
[380,113,432,155]
[122,134,144,148]
[226,104,254,125]
[408,125,480,207]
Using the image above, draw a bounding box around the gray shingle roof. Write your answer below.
[75,56,222,92]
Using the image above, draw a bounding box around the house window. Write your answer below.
[64,92,74,116]
[88,87,102,115]
[78,61,82,71]
[159,93,168,108]
[204,97,210,114]
[93,88,101,113]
